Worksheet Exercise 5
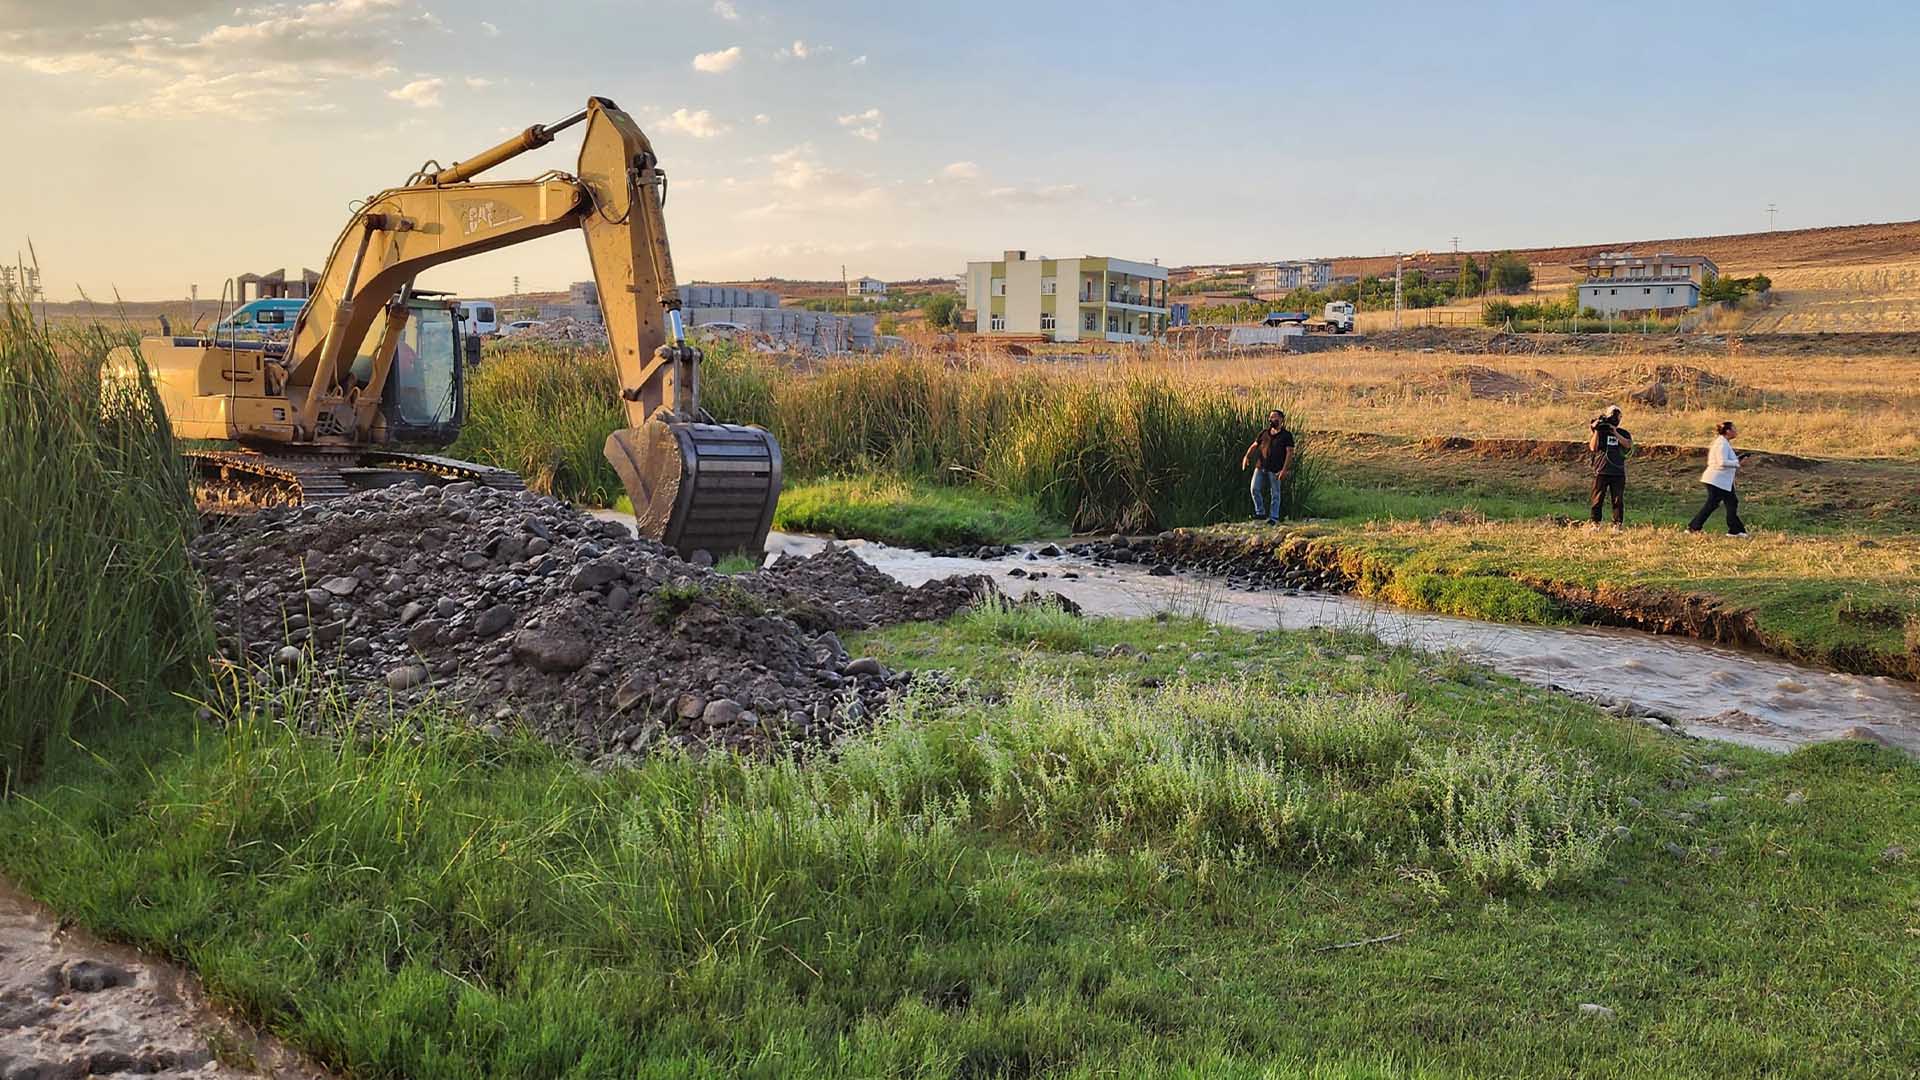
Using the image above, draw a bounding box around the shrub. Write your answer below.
[1409,733,1617,892]
[0,306,210,789]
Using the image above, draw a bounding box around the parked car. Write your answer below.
[456,300,499,338]
[500,319,546,337]
[212,298,306,339]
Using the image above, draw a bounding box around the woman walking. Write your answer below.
[1688,421,1748,536]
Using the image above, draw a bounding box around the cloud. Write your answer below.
[479,20,499,36]
[940,161,980,180]
[778,38,829,59]
[752,112,770,125]
[745,144,888,217]
[711,0,739,20]
[0,0,422,117]
[464,75,491,89]
[850,54,867,66]
[987,183,1083,205]
[661,107,728,139]
[837,107,883,141]
[386,76,442,107]
[691,45,740,73]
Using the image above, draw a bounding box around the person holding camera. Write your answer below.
[1241,408,1295,524]
[1687,420,1749,536]
[1587,404,1633,526]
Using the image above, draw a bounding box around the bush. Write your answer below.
[1410,733,1617,892]
[0,306,210,789]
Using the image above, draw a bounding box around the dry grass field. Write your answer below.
[1167,346,1920,460]
[1737,257,1920,332]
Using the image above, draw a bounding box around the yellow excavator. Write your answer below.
[114,96,781,558]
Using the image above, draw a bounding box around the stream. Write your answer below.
[598,515,1920,754]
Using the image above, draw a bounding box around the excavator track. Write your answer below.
[188,448,522,518]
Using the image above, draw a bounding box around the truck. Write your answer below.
[1312,301,1356,334]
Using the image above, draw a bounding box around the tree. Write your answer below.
[921,293,961,330]
[1489,252,1534,295]
[1460,256,1485,298]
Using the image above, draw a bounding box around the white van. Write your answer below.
[455,300,499,338]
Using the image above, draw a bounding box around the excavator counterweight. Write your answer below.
[118,96,781,559]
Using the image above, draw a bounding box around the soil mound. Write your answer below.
[191,484,995,762]
[1421,364,1539,399]
[1596,362,1736,409]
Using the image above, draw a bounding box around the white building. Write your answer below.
[1252,259,1334,296]
[1574,252,1720,316]
[963,250,1169,343]
[847,276,887,297]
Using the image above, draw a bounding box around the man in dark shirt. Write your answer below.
[1241,409,1296,523]
[1588,404,1633,525]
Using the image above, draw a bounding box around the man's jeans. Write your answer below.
[1251,468,1285,521]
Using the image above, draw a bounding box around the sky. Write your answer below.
[2,0,1918,301]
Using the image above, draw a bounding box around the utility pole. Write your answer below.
[1766,203,1778,230]
[1393,254,1404,331]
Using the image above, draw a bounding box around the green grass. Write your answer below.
[4,616,1917,1077]
[0,305,209,789]
[772,476,1065,549]
[455,344,1318,532]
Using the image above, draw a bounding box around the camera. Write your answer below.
[1589,415,1613,431]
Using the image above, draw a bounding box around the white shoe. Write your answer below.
[1729,532,1750,538]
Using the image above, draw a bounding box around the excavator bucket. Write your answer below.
[606,420,783,560]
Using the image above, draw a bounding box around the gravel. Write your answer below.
[191,483,995,763]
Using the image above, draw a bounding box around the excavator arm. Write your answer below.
[278,97,780,557]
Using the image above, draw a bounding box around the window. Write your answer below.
[1644,288,1652,295]
[1665,287,1674,295]
[257,309,285,324]
[1609,288,1617,295]
[1083,312,1098,331]
[989,314,1005,331]
[991,278,1006,297]
[1040,312,1056,331]
[1041,277,1057,295]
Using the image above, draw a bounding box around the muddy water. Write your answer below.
[0,879,330,1078]
[596,515,1920,754]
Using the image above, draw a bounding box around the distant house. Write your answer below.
[1252,259,1334,296]
[847,276,887,297]
[964,249,1169,342]
[1574,251,1720,316]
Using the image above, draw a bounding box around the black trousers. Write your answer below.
[1687,484,1745,534]
[1590,473,1625,523]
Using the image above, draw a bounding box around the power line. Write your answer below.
[1766,203,1778,230]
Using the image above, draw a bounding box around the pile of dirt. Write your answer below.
[1420,364,1541,399]
[190,484,995,762]
[1599,362,1736,408]
[513,316,610,345]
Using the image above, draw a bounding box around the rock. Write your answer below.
[1577,1003,1618,1021]
[1783,790,1806,806]
[1105,643,1146,660]
[1148,564,1175,576]
[1883,845,1908,862]
[606,586,631,613]
[676,693,708,720]
[512,628,592,673]
[1007,567,1027,578]
[1834,726,1888,745]
[1037,543,1063,557]
[460,551,489,571]
[385,665,430,690]
[611,677,649,715]
[275,645,303,668]
[60,959,131,993]
[398,600,428,625]
[690,549,715,569]
[812,631,849,667]
[1662,841,1689,859]
[303,587,332,609]
[435,597,459,620]
[347,637,372,657]
[1612,826,1631,841]
[1108,534,1129,549]
[569,558,625,593]
[701,698,745,727]
[526,536,552,557]
[320,575,360,597]
[407,619,444,651]
[474,604,517,638]
[845,656,887,678]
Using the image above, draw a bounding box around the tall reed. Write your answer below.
[458,341,1317,531]
[0,305,209,789]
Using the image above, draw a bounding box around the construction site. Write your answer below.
[5,2,1920,1077]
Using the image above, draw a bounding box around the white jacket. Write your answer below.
[1700,435,1740,490]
